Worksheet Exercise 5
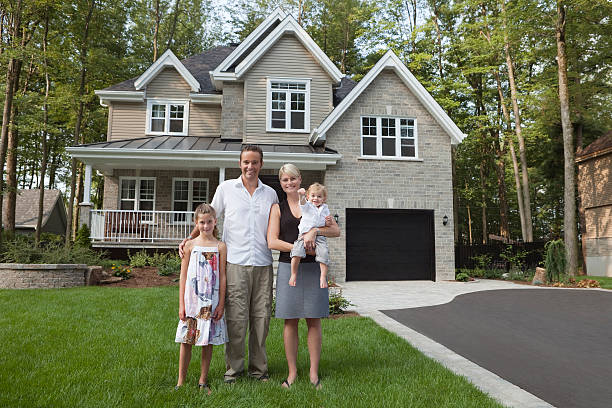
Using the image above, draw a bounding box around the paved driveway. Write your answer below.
[382,288,612,408]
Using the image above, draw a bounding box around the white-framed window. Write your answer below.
[146,99,189,135]
[361,116,418,159]
[119,177,156,221]
[266,78,310,133]
[172,178,209,222]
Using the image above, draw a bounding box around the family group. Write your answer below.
[173,145,340,393]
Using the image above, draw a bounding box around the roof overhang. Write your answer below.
[311,50,467,146]
[134,49,200,92]
[189,93,222,104]
[67,146,341,172]
[94,90,145,107]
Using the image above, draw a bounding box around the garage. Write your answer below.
[346,209,435,281]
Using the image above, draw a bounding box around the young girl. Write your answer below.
[175,204,228,393]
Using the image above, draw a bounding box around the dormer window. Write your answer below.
[146,99,189,135]
[266,78,310,133]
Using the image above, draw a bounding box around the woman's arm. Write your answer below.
[178,241,192,320]
[302,217,340,250]
[213,242,227,321]
[267,203,294,252]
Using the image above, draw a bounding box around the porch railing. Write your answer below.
[90,210,196,242]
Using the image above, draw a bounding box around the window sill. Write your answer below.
[145,131,188,137]
[358,156,423,162]
[266,129,310,134]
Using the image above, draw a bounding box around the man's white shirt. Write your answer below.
[211,177,278,266]
[298,201,330,236]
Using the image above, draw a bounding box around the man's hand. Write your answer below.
[178,238,189,258]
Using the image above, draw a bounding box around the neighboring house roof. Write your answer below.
[311,50,467,146]
[576,131,612,163]
[3,189,66,230]
[67,136,341,172]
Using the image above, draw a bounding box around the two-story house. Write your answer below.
[68,8,465,282]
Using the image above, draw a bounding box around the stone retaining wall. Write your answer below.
[0,264,90,289]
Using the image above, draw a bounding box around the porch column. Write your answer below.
[219,167,225,183]
[79,164,93,229]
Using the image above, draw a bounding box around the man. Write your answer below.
[180,145,278,383]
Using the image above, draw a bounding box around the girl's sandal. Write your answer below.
[311,378,322,390]
[281,379,292,389]
[198,383,212,395]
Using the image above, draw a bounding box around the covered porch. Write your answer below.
[67,135,340,247]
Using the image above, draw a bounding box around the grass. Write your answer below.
[575,275,612,289]
[0,287,504,408]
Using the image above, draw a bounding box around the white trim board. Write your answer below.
[311,50,466,146]
[134,49,200,92]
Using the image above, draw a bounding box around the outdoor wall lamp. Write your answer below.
[334,214,339,226]
[442,215,448,226]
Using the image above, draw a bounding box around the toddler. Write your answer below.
[289,182,330,288]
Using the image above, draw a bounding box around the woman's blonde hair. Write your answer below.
[278,163,301,180]
[194,203,219,238]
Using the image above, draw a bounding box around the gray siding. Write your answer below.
[324,69,455,282]
[189,104,222,136]
[109,102,146,141]
[146,67,191,99]
[242,34,334,145]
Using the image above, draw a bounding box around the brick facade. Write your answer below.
[324,69,455,282]
[221,82,245,139]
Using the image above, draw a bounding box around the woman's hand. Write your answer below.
[179,305,186,321]
[213,304,224,321]
[303,228,317,251]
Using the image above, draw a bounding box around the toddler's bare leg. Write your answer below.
[319,263,328,288]
[290,256,300,286]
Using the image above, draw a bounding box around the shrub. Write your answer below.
[150,252,170,267]
[456,272,470,282]
[74,225,92,249]
[471,254,492,270]
[0,233,105,265]
[500,245,528,272]
[544,239,566,282]
[158,255,181,276]
[128,249,150,268]
[329,290,353,315]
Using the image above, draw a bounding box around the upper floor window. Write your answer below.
[361,116,418,159]
[266,79,310,133]
[146,99,189,135]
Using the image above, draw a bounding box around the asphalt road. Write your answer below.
[382,289,612,408]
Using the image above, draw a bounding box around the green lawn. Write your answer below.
[0,287,504,408]
[576,275,612,289]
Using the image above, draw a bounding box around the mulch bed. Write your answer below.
[102,266,178,288]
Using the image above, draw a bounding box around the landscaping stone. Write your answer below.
[532,267,547,285]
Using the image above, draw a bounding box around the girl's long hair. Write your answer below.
[194,203,219,239]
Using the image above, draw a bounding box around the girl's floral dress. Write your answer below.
[175,246,228,346]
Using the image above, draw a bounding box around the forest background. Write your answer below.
[0,0,610,272]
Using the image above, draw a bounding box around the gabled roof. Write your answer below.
[576,131,612,162]
[134,49,200,92]
[210,7,343,88]
[311,50,466,145]
[3,189,66,229]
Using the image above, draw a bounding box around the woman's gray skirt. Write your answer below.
[275,262,329,319]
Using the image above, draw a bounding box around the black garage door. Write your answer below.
[346,209,435,281]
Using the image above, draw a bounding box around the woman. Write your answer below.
[267,163,340,389]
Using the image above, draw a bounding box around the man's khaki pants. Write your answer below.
[224,263,274,380]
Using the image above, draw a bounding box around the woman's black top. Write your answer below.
[278,199,316,264]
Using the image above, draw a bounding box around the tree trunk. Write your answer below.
[431,0,443,79]
[556,1,578,276]
[502,0,533,241]
[153,0,160,61]
[5,104,19,233]
[494,71,527,241]
[480,161,487,244]
[493,129,510,240]
[66,0,96,245]
[166,0,181,51]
